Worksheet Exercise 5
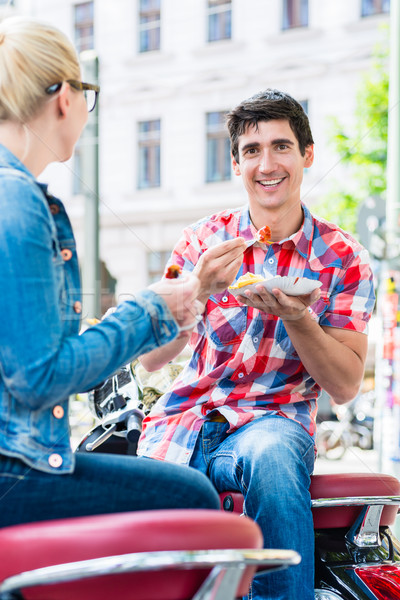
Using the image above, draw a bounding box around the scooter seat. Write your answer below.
[220,472,400,529]
[0,509,265,600]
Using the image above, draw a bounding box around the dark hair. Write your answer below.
[226,89,314,162]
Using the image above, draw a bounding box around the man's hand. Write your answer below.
[193,238,247,302]
[237,285,321,321]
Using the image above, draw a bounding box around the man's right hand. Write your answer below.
[193,238,246,302]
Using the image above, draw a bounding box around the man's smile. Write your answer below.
[257,177,286,189]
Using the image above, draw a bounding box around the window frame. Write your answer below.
[74,1,94,53]
[147,250,172,283]
[207,0,232,43]
[138,0,161,53]
[205,111,232,183]
[361,0,390,17]
[137,119,161,190]
[282,0,309,31]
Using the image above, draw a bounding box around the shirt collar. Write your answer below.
[287,203,314,259]
[237,202,314,259]
[237,205,258,246]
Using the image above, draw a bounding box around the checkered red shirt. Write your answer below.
[138,204,375,464]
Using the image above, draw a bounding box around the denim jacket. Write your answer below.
[0,145,178,474]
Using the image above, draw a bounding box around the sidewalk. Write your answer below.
[314,447,379,474]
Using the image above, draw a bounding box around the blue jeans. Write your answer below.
[189,414,315,600]
[0,452,220,528]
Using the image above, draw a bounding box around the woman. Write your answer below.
[0,16,219,526]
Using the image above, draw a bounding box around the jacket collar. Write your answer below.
[0,143,49,195]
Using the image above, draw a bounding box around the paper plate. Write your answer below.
[230,276,322,297]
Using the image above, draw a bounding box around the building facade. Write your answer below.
[5,0,390,311]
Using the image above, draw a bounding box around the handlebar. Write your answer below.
[126,412,143,444]
[85,425,117,452]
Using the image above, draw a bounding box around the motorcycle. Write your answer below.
[316,391,375,461]
[77,363,146,455]
[0,504,300,600]
[76,365,400,600]
[76,360,174,456]
[0,370,301,599]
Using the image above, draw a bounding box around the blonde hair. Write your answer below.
[0,17,81,123]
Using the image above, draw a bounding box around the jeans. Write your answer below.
[189,414,315,600]
[0,452,220,528]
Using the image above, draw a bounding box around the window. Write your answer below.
[74,1,94,53]
[206,112,231,183]
[138,119,161,189]
[139,0,161,53]
[208,0,232,42]
[299,99,309,114]
[147,251,172,283]
[282,0,308,30]
[361,0,390,16]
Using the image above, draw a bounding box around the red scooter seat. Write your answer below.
[220,472,400,529]
[0,509,264,600]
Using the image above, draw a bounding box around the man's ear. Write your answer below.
[231,154,241,176]
[304,144,314,168]
[57,82,70,119]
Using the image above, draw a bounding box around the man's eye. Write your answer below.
[245,148,257,155]
[277,144,288,151]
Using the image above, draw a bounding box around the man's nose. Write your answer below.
[258,150,275,172]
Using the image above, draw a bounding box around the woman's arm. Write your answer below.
[0,178,198,408]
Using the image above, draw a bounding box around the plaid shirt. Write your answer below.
[138,204,375,464]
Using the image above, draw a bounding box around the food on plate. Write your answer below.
[165,264,182,279]
[229,274,322,297]
[256,225,272,244]
[228,272,267,290]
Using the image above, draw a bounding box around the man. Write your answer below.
[137,89,375,599]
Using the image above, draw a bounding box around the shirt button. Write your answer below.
[49,204,60,215]
[222,296,228,303]
[253,337,259,343]
[268,258,274,265]
[61,249,72,261]
[73,301,82,314]
[53,405,64,419]
[238,373,244,379]
[48,453,63,468]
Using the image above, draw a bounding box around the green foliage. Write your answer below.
[313,32,389,236]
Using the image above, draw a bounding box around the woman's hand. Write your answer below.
[149,275,204,332]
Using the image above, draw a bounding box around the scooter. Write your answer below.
[0,373,301,599]
[77,363,145,455]
[0,506,300,600]
[76,365,400,600]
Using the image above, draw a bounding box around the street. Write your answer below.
[314,447,379,474]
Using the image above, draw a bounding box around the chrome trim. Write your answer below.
[312,494,400,549]
[0,548,301,600]
[314,589,345,600]
[192,565,245,600]
[345,504,384,548]
[311,495,400,508]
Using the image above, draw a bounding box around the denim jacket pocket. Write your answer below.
[206,291,247,346]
